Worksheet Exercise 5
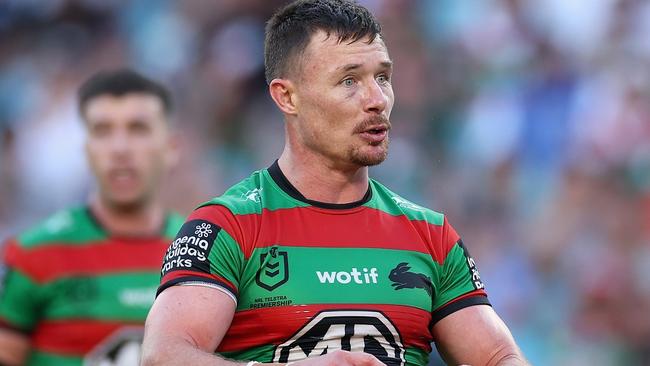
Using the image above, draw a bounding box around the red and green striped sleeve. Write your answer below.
[158,205,246,302]
[429,217,489,324]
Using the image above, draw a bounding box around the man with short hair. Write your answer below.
[142,1,528,365]
[0,69,183,365]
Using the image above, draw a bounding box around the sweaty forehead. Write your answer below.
[296,30,390,78]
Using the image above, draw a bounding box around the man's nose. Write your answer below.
[363,80,388,114]
[108,132,131,156]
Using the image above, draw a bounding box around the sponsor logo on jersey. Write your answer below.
[241,188,262,203]
[273,310,405,366]
[194,223,213,238]
[255,246,289,291]
[161,219,219,276]
[250,294,293,309]
[316,268,379,285]
[389,262,433,297]
[458,240,485,290]
[62,278,99,305]
[118,286,157,308]
[83,327,143,366]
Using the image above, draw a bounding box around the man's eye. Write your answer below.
[377,74,389,84]
[91,124,110,137]
[131,122,150,135]
[342,78,355,87]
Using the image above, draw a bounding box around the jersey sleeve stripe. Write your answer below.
[430,290,490,325]
[178,282,238,304]
[157,275,237,300]
[160,269,237,294]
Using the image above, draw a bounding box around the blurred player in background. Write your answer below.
[142,0,527,365]
[0,69,183,365]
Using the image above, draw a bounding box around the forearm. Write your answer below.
[486,345,529,366]
[492,355,529,366]
[141,336,243,366]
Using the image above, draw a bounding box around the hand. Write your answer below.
[286,350,384,366]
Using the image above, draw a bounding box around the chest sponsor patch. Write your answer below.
[273,310,405,366]
[315,267,379,285]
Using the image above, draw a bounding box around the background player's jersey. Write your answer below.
[0,207,183,366]
[159,162,489,366]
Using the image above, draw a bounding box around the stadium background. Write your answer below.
[0,0,649,365]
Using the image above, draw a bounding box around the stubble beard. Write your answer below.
[100,179,154,215]
[349,137,390,167]
[103,193,149,214]
[348,115,391,167]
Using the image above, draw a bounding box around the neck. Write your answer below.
[278,143,369,205]
[89,194,165,237]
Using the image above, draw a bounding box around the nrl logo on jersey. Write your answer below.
[273,310,405,366]
[255,246,289,291]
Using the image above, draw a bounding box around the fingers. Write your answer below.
[350,353,384,366]
[289,350,385,366]
[339,350,384,366]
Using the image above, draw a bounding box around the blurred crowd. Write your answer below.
[1,0,649,364]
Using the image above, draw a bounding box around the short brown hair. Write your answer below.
[78,69,172,117]
[264,0,382,84]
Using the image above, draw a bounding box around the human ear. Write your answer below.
[269,79,298,115]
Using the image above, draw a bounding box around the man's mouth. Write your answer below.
[364,125,388,134]
[359,124,389,143]
[108,168,137,186]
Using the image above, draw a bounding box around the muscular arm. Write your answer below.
[431,305,528,366]
[142,285,384,366]
[0,328,29,366]
[141,285,247,366]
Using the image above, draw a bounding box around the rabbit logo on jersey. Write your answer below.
[161,219,220,275]
[274,310,405,366]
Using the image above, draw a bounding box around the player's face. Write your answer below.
[293,30,394,168]
[84,93,173,210]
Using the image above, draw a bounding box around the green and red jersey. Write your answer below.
[159,161,489,366]
[0,207,183,366]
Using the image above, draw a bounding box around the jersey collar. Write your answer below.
[267,160,372,210]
